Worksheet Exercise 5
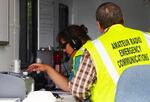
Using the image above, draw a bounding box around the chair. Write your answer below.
[0,73,26,101]
[115,65,150,102]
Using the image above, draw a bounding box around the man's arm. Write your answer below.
[69,50,97,100]
[27,63,69,91]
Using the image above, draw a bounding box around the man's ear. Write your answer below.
[96,21,104,33]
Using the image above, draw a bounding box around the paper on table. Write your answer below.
[23,91,56,102]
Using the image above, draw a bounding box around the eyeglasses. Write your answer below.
[61,42,68,49]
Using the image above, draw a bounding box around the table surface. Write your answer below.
[0,98,20,102]
[51,91,76,102]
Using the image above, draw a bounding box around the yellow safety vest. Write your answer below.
[69,41,89,80]
[84,24,150,102]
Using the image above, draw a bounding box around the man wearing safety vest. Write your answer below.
[69,2,150,102]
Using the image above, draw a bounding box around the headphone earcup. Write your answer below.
[70,38,82,50]
[65,30,82,50]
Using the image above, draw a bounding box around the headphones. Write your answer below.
[66,30,82,50]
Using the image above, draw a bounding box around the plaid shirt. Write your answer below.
[69,50,97,100]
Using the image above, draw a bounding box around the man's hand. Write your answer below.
[27,63,50,73]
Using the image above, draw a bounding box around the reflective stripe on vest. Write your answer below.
[144,32,150,48]
[89,25,150,102]
[91,32,150,85]
[93,39,119,84]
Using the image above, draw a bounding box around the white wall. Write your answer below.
[117,0,150,31]
[0,0,20,71]
[72,0,150,40]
